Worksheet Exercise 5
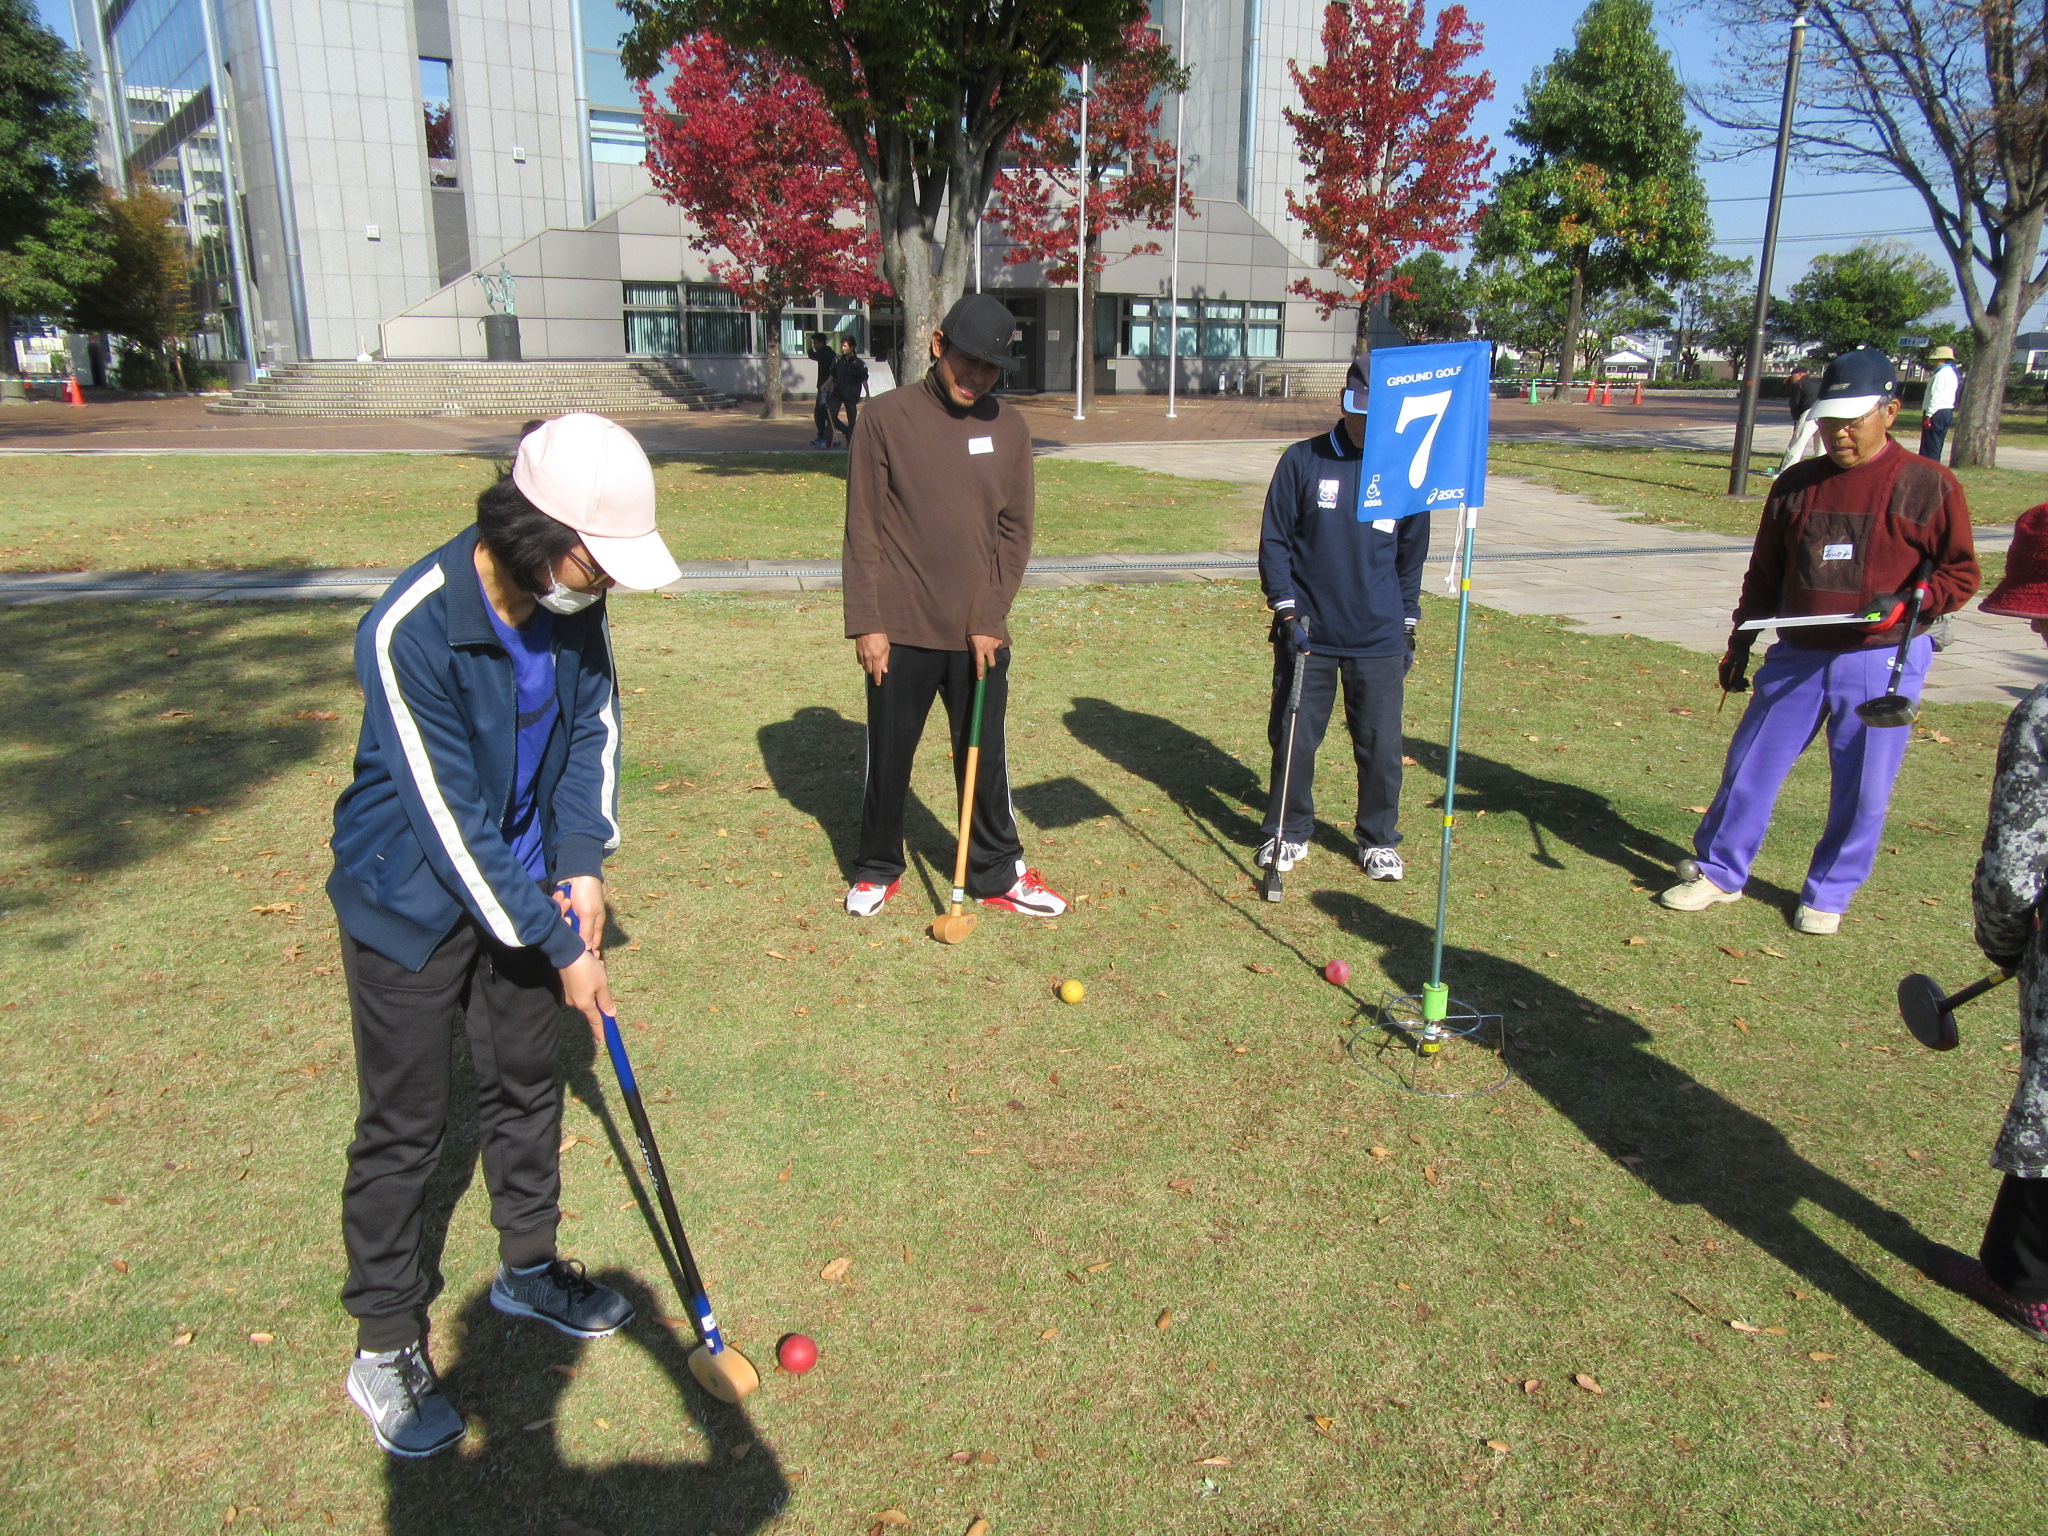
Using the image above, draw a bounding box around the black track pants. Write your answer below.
[854,643,1023,896]
[812,388,835,444]
[1982,1173,2048,1304]
[1261,645,1408,850]
[833,393,861,441]
[339,923,565,1352]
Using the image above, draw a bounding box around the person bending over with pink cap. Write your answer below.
[1925,504,2048,1430]
[325,413,681,1459]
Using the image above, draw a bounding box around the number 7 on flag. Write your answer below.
[1394,389,1454,488]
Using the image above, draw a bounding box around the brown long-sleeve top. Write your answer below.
[842,369,1034,649]
[1732,439,1979,651]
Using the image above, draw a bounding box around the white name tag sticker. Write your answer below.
[1822,542,1854,562]
[968,436,994,455]
[1317,478,1340,508]
[1372,518,1396,534]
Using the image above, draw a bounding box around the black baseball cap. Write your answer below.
[1813,345,1899,420]
[1340,356,1371,415]
[936,294,1023,371]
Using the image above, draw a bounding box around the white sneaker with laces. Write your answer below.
[1792,904,1840,935]
[1658,871,1741,911]
[1256,838,1307,872]
[981,861,1067,916]
[844,878,900,917]
[1360,846,1405,881]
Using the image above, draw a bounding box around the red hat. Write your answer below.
[1981,503,2048,618]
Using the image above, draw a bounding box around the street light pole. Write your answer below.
[1727,8,1807,496]
[1166,0,1184,419]
[1074,62,1090,421]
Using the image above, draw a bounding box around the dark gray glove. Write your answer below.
[1275,612,1310,654]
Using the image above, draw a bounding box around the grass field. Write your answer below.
[1492,441,2047,541]
[6,582,2045,1534]
[0,454,1259,572]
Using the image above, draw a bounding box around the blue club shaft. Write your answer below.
[1429,514,1478,993]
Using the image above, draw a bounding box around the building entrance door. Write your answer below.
[997,295,1043,393]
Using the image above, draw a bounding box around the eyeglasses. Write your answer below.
[561,547,611,591]
[1823,402,1891,432]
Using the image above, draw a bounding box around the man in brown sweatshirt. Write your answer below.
[839,293,1067,919]
[1659,346,1979,934]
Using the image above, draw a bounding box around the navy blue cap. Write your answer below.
[1340,356,1371,415]
[1812,345,1899,420]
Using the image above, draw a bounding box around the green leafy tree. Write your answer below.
[1771,240,1954,360]
[1581,280,1672,377]
[623,0,1144,383]
[1471,253,1571,374]
[1668,253,1753,379]
[0,0,109,373]
[70,188,195,390]
[1475,0,1709,397]
[1387,251,1475,341]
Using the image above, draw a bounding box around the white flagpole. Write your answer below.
[1074,62,1089,421]
[1166,0,1184,419]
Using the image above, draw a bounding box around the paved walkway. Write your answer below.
[4,427,2042,707]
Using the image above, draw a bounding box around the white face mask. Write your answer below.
[535,582,602,616]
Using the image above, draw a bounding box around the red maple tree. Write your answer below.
[989,19,1192,412]
[640,36,887,420]
[1285,0,1494,354]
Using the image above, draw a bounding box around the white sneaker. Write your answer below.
[844,878,900,917]
[1657,872,1741,911]
[1792,904,1840,935]
[1360,846,1405,881]
[981,863,1067,916]
[1256,838,1307,872]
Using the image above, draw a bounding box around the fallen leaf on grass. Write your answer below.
[1402,755,1419,766]
[1718,945,1746,959]
[965,1522,991,1536]
[870,1512,910,1528]
[112,1259,128,1273]
[777,1164,791,1182]
[1166,1177,1194,1192]
[1729,1319,1761,1333]
[728,1441,752,1461]
[1309,1414,1340,1442]
[1156,1309,1173,1330]
[1809,1351,1838,1362]
[1728,976,1751,986]
[523,1417,554,1433]
[1194,1454,1232,1466]
[948,1450,974,1463]
[248,1332,274,1344]
[1369,1146,1391,1160]
[1572,1373,1603,1395]
[551,1364,577,1379]
[1085,1261,1111,1273]
[171,1331,194,1347]
[156,708,192,720]
[1485,1439,1511,1454]
[1760,946,1787,959]
[819,1256,852,1282]
[1673,1290,1709,1315]
[595,1418,609,1429]
[1687,804,1710,814]
[1244,963,1275,974]
[1423,1166,1441,1187]
[294,710,340,722]
[248,902,298,915]
[1625,936,1646,946]
[1039,1328,1058,1341]
[1522,1379,1540,1395]
[1732,1018,1751,1035]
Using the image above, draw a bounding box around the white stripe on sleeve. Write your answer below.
[374,565,521,946]
[597,618,621,850]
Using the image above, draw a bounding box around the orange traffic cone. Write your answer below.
[1600,382,1613,406]
[1631,382,1643,406]
[64,375,85,407]
[1583,380,1596,404]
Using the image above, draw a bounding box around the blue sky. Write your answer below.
[35,0,1988,325]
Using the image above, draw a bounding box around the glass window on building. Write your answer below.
[780,299,865,358]
[1198,300,1244,358]
[1246,301,1282,359]
[590,110,646,165]
[419,58,458,187]
[1118,298,1278,359]
[623,282,681,355]
[684,284,751,354]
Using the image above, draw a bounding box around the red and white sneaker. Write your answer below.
[844,878,900,918]
[981,863,1067,917]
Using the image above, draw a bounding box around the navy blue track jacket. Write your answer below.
[1259,426,1431,656]
[327,526,621,973]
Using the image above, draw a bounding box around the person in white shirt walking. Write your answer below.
[1921,345,1961,463]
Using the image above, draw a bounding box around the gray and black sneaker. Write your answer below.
[489,1257,635,1339]
[346,1344,465,1459]
[1361,846,1405,882]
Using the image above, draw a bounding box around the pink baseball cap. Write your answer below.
[512,413,682,591]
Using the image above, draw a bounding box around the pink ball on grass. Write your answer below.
[1324,960,1352,986]
[777,1333,818,1375]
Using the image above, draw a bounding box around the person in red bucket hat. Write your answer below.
[1926,504,2048,1392]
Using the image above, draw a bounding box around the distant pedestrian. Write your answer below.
[1921,344,1961,463]
[1776,362,1824,474]
[830,337,870,445]
[1254,355,1428,883]
[1659,346,1979,934]
[807,330,838,448]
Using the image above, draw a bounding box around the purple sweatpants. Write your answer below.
[1692,636,1933,914]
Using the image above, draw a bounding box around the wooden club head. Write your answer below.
[929,912,978,944]
[689,1342,761,1403]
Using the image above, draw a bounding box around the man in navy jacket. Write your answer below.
[327,414,681,1459]
[1257,356,1430,881]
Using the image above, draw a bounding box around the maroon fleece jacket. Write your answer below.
[1732,438,1979,650]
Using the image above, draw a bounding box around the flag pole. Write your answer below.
[1424,502,1478,1036]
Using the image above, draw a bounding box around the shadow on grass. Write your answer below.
[1316,889,2046,1440]
[387,1004,787,1533]
[647,453,849,483]
[756,704,952,885]
[0,602,346,907]
[386,1274,788,1536]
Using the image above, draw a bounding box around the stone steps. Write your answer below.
[209,359,738,417]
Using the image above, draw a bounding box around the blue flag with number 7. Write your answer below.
[1357,340,1493,522]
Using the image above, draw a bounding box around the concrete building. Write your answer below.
[68,0,1357,393]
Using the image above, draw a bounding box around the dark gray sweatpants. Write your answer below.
[1261,645,1408,850]
[339,922,564,1352]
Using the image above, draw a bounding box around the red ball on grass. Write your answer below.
[777,1333,818,1375]
[1324,959,1351,986]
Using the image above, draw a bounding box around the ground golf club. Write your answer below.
[930,672,987,944]
[1897,967,2013,1052]
[1856,559,1934,729]
[1262,630,1307,903]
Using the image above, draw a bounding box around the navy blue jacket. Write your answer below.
[1258,426,1430,657]
[327,527,622,972]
